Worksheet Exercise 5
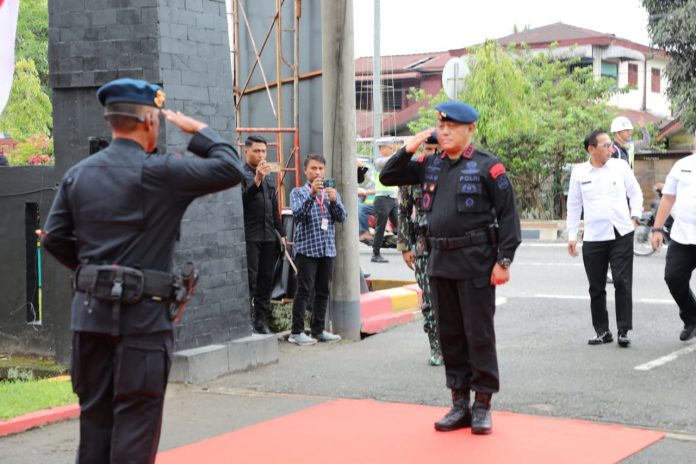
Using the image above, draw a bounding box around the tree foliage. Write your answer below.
[407,41,618,218]
[642,0,696,129]
[0,59,52,140]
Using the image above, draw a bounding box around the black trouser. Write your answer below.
[372,196,397,255]
[581,230,634,333]
[665,240,696,326]
[246,240,278,326]
[291,254,335,335]
[71,330,173,464]
[430,276,499,393]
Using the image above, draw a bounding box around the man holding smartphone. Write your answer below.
[288,154,347,345]
[241,135,285,334]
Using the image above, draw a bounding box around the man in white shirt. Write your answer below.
[651,132,696,342]
[567,129,643,347]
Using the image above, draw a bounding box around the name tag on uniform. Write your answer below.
[321,218,329,230]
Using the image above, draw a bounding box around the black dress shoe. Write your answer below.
[371,254,389,263]
[588,331,613,345]
[617,331,631,347]
[679,324,696,341]
[252,323,272,334]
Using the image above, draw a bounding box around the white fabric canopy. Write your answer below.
[0,0,21,117]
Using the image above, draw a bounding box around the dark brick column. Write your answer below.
[48,0,254,364]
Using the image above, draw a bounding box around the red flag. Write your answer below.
[0,0,20,118]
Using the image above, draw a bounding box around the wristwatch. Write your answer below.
[651,227,664,234]
[497,257,512,269]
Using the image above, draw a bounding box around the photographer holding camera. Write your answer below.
[287,154,346,345]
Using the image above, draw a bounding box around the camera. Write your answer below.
[324,178,335,188]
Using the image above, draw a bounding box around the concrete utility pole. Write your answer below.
[322,0,361,340]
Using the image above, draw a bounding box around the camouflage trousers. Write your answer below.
[414,253,440,353]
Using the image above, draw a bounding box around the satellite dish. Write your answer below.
[441,56,470,100]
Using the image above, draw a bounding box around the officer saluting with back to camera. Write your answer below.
[41,78,245,463]
[380,101,521,435]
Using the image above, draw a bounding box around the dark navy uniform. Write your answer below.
[42,79,245,463]
[382,144,520,388]
[380,100,521,434]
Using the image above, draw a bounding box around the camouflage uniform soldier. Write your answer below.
[397,132,443,366]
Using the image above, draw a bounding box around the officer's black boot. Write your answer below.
[434,389,471,431]
[471,392,493,435]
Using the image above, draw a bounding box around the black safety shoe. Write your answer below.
[434,389,471,432]
[471,392,492,435]
[588,331,613,345]
[371,254,389,263]
[679,324,696,342]
[617,331,631,347]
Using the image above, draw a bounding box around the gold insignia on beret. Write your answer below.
[154,90,166,108]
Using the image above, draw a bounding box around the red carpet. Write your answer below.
[157,399,664,464]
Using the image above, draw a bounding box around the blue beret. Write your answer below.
[434,101,478,124]
[425,130,438,145]
[96,78,166,108]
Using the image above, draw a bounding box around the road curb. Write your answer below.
[0,404,79,437]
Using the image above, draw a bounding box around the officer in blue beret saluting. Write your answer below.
[41,78,246,463]
[380,101,521,435]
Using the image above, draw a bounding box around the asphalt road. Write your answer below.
[2,242,695,463]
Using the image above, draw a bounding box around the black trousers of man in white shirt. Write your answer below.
[582,228,634,333]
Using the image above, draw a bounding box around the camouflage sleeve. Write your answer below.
[397,185,414,252]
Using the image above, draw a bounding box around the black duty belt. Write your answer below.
[428,226,496,251]
[74,264,177,336]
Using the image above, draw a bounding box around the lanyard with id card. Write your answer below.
[315,187,329,230]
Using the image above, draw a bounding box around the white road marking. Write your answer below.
[495,297,507,306]
[634,344,696,371]
[518,262,583,267]
[533,294,674,305]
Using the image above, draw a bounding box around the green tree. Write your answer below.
[407,41,618,218]
[642,0,696,129]
[0,59,52,140]
[15,0,49,93]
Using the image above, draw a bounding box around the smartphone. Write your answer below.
[266,162,282,173]
[324,178,335,188]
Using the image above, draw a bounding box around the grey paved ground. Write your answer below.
[2,243,695,463]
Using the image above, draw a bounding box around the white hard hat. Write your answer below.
[611,116,633,132]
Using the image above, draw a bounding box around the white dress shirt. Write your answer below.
[566,158,643,242]
[663,152,696,245]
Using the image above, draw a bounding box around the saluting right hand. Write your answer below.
[405,128,436,153]
[161,109,207,134]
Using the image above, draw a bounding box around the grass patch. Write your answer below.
[0,378,77,420]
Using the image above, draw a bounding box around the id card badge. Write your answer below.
[321,218,329,230]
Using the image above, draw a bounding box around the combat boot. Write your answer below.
[471,392,492,435]
[434,389,471,431]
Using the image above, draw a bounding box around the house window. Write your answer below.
[628,63,638,86]
[383,81,404,112]
[651,68,661,93]
[601,61,618,81]
[355,81,373,111]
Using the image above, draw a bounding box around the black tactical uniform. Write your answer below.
[42,78,245,463]
[380,101,521,435]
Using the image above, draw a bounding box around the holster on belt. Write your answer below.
[73,264,178,335]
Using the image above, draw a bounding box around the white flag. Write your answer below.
[0,0,21,117]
